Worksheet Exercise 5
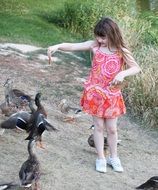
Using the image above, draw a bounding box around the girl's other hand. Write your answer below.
[110,71,125,86]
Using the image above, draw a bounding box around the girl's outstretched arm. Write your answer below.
[47,40,95,57]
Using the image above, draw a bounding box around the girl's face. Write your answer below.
[96,36,108,47]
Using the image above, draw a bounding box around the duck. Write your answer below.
[19,139,40,190]
[0,94,18,117]
[88,134,109,151]
[25,112,58,148]
[136,176,158,189]
[58,99,82,122]
[34,92,47,118]
[0,93,46,133]
[88,125,121,155]
[3,78,32,111]
[25,93,58,148]
[0,101,34,135]
[0,92,57,147]
[0,111,30,133]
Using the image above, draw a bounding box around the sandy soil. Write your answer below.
[0,44,157,190]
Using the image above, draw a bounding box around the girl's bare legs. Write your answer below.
[105,118,118,158]
[93,116,105,159]
[105,117,123,172]
[93,116,106,173]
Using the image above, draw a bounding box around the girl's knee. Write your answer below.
[94,124,104,133]
[105,118,118,135]
[106,125,117,135]
[93,117,105,132]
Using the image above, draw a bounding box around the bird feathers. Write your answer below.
[19,139,40,188]
[136,176,158,189]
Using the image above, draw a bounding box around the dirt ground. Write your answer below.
[0,44,158,190]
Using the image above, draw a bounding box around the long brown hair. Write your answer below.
[94,17,127,54]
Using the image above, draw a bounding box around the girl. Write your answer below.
[47,17,141,173]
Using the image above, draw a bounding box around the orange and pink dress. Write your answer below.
[80,47,126,119]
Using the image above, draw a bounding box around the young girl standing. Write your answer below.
[47,17,141,173]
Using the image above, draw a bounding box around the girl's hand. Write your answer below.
[47,45,58,64]
[110,71,125,86]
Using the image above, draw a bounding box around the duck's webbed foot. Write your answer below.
[63,116,75,123]
[36,140,45,149]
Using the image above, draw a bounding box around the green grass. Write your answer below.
[0,0,66,17]
[0,13,74,46]
[0,0,77,47]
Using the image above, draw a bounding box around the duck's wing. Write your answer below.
[25,113,58,141]
[35,112,58,131]
[0,111,31,130]
[43,118,58,131]
[61,104,81,114]
[0,182,17,190]
[0,114,18,129]
[19,156,40,186]
[26,123,45,141]
[68,106,82,114]
[88,134,95,148]
[15,111,31,131]
[136,176,158,189]
[12,89,31,102]
[25,112,45,140]
[16,111,31,122]
[19,162,34,187]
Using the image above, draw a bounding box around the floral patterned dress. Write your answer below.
[80,47,126,119]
